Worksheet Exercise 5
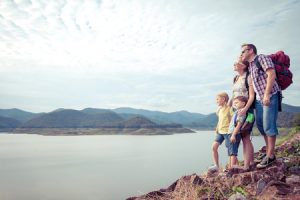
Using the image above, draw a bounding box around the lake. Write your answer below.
[0,131,265,200]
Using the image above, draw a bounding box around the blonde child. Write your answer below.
[209,92,233,171]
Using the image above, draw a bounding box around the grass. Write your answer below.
[232,186,249,197]
[276,126,300,146]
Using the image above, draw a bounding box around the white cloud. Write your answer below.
[0,0,300,114]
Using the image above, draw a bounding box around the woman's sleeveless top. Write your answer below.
[232,73,250,99]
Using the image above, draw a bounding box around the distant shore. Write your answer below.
[0,127,195,136]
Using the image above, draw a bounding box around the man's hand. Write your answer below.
[263,94,271,106]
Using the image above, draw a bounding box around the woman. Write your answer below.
[231,59,255,171]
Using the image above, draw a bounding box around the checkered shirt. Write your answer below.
[249,54,280,100]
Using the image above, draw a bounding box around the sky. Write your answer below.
[0,0,300,114]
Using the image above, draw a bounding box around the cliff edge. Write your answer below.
[128,132,300,200]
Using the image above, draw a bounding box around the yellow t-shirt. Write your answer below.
[216,105,233,134]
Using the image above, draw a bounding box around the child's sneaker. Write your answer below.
[256,156,276,169]
[254,152,266,163]
[208,165,219,171]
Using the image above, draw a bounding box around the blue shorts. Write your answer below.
[225,134,241,156]
[215,133,241,156]
[215,133,226,145]
[255,92,279,136]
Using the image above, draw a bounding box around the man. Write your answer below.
[240,44,280,169]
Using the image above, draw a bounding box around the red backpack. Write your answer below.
[255,51,293,90]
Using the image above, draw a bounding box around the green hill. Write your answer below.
[0,116,21,128]
[1,103,299,129]
[113,107,205,125]
[0,108,40,123]
[22,109,124,128]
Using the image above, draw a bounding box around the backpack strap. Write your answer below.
[234,73,249,90]
[254,55,264,73]
[245,71,250,91]
[233,75,239,83]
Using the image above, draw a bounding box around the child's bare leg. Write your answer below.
[230,155,238,168]
[212,141,220,168]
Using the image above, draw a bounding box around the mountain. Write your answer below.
[113,107,205,125]
[0,116,21,128]
[22,109,89,128]
[187,113,217,128]
[0,108,40,123]
[278,112,298,127]
[1,103,299,129]
[81,108,117,115]
[123,116,157,128]
[281,103,300,113]
[22,109,124,128]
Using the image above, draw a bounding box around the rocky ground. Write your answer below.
[127,132,300,200]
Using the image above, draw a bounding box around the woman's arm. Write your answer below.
[239,77,255,116]
[230,122,242,143]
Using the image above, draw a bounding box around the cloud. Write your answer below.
[0,0,300,113]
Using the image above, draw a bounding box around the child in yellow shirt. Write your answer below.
[209,92,233,171]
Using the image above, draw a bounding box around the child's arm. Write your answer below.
[230,121,242,143]
[215,107,221,133]
[216,106,221,115]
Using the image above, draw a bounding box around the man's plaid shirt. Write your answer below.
[249,54,280,100]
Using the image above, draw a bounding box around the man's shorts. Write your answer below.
[255,92,279,136]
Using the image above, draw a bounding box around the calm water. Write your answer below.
[0,131,265,200]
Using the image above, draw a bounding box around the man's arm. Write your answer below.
[263,68,276,106]
[259,55,277,106]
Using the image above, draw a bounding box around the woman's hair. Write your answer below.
[241,43,257,55]
[217,92,229,103]
[234,96,248,104]
[241,60,249,68]
[241,60,249,73]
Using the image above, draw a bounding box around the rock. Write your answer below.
[256,179,267,195]
[232,172,252,186]
[207,168,219,177]
[226,166,245,178]
[228,193,247,200]
[128,132,300,200]
[289,165,300,175]
[258,181,293,199]
[286,175,300,185]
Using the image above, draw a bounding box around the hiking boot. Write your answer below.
[256,156,276,169]
[208,165,219,171]
[223,168,230,173]
[254,152,266,163]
